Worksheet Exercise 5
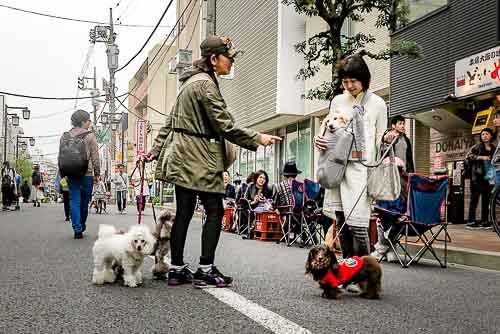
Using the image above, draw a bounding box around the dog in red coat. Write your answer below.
[305,245,382,299]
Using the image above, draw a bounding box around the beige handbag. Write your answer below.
[367,146,401,201]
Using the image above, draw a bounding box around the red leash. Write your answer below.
[130,153,146,225]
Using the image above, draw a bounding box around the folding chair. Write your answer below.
[235,198,251,237]
[277,179,303,246]
[374,174,449,268]
[301,179,325,247]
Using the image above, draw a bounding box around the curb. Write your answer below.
[404,243,500,271]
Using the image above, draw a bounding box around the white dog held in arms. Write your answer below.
[92,224,156,287]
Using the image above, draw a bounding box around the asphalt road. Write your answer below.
[1,204,499,334]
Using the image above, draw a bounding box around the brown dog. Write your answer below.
[305,245,382,299]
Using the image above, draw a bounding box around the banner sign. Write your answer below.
[135,120,147,155]
[455,46,500,98]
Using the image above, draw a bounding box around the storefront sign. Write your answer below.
[455,46,500,97]
[135,120,147,155]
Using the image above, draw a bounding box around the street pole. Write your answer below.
[93,66,98,124]
[3,106,7,164]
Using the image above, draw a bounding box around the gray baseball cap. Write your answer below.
[200,36,242,59]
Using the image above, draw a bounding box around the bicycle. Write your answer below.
[488,185,500,237]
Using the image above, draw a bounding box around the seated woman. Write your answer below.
[223,171,236,207]
[241,170,273,239]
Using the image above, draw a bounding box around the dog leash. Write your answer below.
[129,153,159,226]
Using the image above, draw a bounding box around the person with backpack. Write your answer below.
[59,110,100,239]
[31,165,43,207]
[145,36,281,288]
[1,161,17,211]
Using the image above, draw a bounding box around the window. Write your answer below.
[297,119,311,180]
[279,119,313,181]
[263,144,275,184]
[406,0,447,22]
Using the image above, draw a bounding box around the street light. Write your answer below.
[15,135,35,170]
[101,113,109,124]
[3,104,31,164]
[11,114,20,126]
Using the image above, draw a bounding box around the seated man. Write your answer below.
[372,116,415,262]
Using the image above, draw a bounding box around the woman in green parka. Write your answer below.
[146,36,281,288]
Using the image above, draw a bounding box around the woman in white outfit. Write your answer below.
[314,55,387,260]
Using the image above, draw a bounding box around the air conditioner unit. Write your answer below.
[176,49,192,68]
[168,58,177,74]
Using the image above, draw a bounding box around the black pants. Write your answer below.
[468,181,493,223]
[171,184,224,266]
[2,185,14,207]
[335,211,370,258]
[62,191,70,219]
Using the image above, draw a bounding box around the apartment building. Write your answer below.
[215,0,391,183]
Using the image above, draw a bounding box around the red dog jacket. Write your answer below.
[319,256,364,288]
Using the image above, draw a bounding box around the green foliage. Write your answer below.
[16,159,33,183]
[282,0,422,101]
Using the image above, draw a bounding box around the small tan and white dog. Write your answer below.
[92,224,156,287]
[151,211,174,280]
[324,112,348,133]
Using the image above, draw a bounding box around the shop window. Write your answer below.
[255,145,265,173]
[286,123,298,162]
[264,144,275,184]
[240,149,248,179]
[247,150,256,175]
[406,0,447,23]
[297,119,311,180]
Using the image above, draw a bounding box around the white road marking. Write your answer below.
[204,288,314,334]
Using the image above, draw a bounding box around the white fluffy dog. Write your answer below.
[92,224,156,287]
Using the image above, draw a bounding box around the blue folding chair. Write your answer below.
[373,174,449,268]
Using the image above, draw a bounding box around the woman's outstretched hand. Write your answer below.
[259,134,282,146]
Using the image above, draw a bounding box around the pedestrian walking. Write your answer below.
[1,161,17,211]
[31,165,43,207]
[112,164,128,214]
[20,180,31,203]
[56,174,71,221]
[58,110,100,239]
[465,128,495,230]
[314,54,387,292]
[146,35,281,288]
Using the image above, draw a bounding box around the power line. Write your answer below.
[186,2,203,50]
[116,0,175,72]
[127,93,167,116]
[0,3,174,28]
[148,0,197,69]
[0,91,127,101]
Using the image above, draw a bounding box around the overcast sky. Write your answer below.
[0,0,177,161]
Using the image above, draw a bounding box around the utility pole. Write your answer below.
[90,8,119,176]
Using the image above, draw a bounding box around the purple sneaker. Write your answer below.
[193,266,233,288]
[167,266,194,286]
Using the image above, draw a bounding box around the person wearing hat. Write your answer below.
[272,161,302,238]
[146,36,281,288]
[465,127,495,229]
[62,110,100,239]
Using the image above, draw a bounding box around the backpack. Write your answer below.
[58,131,90,177]
[32,171,42,186]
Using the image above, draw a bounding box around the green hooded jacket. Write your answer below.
[150,66,261,194]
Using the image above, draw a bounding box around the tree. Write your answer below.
[282,0,421,101]
[16,159,33,183]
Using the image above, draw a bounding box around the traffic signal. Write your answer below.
[78,77,84,90]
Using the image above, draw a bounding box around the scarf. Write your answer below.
[348,92,369,162]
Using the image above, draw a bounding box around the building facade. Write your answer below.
[215,1,390,183]
[390,0,500,223]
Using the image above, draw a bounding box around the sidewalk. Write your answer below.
[408,224,500,271]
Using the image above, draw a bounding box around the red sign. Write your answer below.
[135,120,147,155]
